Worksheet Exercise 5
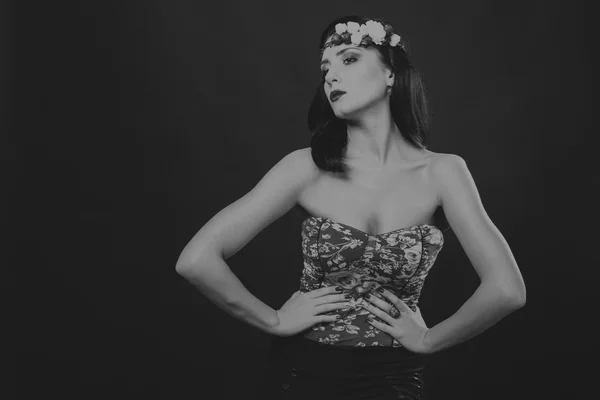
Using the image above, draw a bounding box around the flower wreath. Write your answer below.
[322,20,403,51]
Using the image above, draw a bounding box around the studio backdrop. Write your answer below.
[14,1,591,399]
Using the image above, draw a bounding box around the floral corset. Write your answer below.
[299,216,444,348]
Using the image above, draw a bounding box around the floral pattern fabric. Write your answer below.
[299,216,445,348]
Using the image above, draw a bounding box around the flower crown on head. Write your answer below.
[322,20,403,51]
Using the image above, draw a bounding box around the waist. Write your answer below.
[301,308,405,347]
[269,334,427,379]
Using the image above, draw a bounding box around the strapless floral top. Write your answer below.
[299,215,444,347]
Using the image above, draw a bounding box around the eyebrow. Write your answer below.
[320,47,362,67]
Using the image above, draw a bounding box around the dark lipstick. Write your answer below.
[330,90,346,101]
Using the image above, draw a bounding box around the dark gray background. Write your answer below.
[13,1,592,399]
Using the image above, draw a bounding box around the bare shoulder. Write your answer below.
[270,147,317,184]
[295,146,315,164]
[427,152,471,202]
[258,146,319,198]
[428,152,466,172]
[294,146,321,181]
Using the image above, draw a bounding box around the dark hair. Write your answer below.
[307,15,431,177]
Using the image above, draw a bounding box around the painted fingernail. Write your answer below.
[366,294,371,299]
[377,287,384,293]
[335,287,343,292]
[344,293,352,299]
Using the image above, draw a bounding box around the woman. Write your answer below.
[175,15,526,400]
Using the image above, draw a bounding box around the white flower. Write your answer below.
[346,21,360,34]
[335,23,347,35]
[365,20,381,30]
[371,35,385,45]
[350,32,363,45]
[390,34,401,47]
[334,20,400,47]
[372,39,383,46]
[365,20,386,44]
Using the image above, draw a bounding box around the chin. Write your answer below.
[335,96,383,119]
[333,108,352,119]
[333,102,365,119]
[330,99,352,115]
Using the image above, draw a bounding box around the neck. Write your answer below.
[344,111,408,169]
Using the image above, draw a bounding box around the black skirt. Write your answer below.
[254,334,428,400]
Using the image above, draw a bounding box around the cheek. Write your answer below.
[354,66,383,88]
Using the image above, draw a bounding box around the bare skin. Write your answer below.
[297,147,442,236]
[311,39,441,234]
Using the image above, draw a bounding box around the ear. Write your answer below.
[385,70,395,87]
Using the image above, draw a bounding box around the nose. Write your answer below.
[324,69,339,86]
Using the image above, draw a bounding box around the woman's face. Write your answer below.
[320,40,392,119]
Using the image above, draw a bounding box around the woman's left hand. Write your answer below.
[363,288,432,354]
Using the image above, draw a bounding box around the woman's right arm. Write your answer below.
[175,148,316,335]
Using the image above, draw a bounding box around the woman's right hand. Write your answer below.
[270,286,351,337]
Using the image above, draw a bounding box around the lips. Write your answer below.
[330,90,346,101]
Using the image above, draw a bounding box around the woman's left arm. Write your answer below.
[424,154,526,354]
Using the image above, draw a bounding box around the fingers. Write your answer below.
[364,294,402,320]
[318,314,341,324]
[375,288,411,313]
[333,293,352,302]
[364,304,398,332]
[314,294,350,306]
[366,316,389,332]
[312,285,343,298]
[362,302,392,324]
[364,292,391,311]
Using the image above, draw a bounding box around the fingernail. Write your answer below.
[344,293,352,299]
[366,294,371,299]
[335,287,343,292]
[377,287,384,293]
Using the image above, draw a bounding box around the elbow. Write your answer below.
[175,247,221,277]
[501,286,526,309]
[175,252,207,278]
[175,261,194,277]
[510,279,527,308]
[514,291,526,308]
[507,293,526,309]
[484,280,526,309]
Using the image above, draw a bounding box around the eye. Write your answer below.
[321,56,358,77]
[343,56,357,65]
